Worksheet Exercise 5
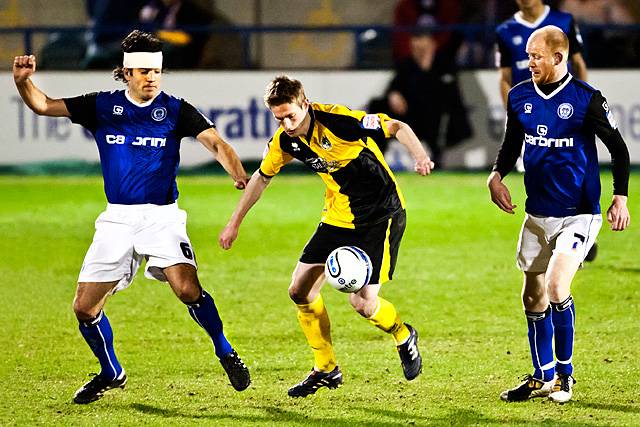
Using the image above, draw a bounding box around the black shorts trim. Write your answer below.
[300,209,406,284]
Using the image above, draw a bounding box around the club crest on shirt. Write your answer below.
[524,103,532,114]
[113,105,124,115]
[557,103,573,119]
[320,136,332,150]
[361,114,381,130]
[151,107,167,121]
[512,35,523,46]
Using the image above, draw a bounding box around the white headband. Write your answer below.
[123,51,163,69]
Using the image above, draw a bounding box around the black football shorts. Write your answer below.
[300,209,406,284]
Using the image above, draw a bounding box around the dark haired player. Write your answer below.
[13,30,251,404]
[487,26,630,403]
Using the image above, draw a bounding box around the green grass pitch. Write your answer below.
[0,173,638,426]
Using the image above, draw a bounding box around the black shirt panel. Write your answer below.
[583,91,630,196]
[63,93,99,134]
[176,100,215,140]
[567,17,584,56]
[493,97,524,178]
[497,38,512,68]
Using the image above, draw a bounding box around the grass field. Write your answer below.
[0,173,638,426]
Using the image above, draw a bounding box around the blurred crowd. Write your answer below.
[39,0,244,70]
[30,0,640,71]
[391,0,640,69]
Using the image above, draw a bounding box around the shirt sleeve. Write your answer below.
[567,17,584,56]
[259,135,293,178]
[584,91,630,196]
[176,100,215,139]
[63,93,98,133]
[496,37,512,68]
[492,97,524,178]
[361,112,393,139]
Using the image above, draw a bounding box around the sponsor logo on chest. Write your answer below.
[524,124,574,148]
[106,134,167,147]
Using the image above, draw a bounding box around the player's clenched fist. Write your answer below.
[13,55,36,83]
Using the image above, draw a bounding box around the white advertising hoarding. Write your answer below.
[1,70,639,167]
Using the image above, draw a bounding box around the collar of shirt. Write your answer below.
[537,73,571,96]
[304,107,316,142]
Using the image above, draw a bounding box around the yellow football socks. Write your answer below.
[296,294,337,372]
[367,297,410,345]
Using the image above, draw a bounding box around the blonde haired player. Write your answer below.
[488,25,630,403]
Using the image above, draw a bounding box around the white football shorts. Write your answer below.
[78,203,197,292]
[516,213,602,272]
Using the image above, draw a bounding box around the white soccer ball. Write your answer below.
[324,246,372,293]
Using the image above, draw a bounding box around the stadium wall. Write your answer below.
[2,70,639,169]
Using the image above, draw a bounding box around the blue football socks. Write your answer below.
[551,295,575,376]
[187,290,233,358]
[78,311,124,380]
[525,306,555,381]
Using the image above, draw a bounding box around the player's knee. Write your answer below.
[72,298,100,322]
[546,281,568,303]
[288,273,316,303]
[173,281,201,303]
[288,285,309,304]
[348,297,367,316]
[521,292,546,312]
[348,294,375,317]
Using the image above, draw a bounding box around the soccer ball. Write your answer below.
[324,246,372,293]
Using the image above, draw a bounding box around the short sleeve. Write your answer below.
[360,112,393,139]
[176,100,215,139]
[259,135,293,177]
[496,37,512,68]
[63,93,98,133]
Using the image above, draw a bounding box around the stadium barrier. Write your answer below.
[1,70,639,169]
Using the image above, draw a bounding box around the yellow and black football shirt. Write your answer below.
[259,103,406,229]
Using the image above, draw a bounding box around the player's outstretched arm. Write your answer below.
[606,195,630,231]
[196,128,249,189]
[385,119,434,175]
[13,55,69,117]
[219,170,271,250]
[487,171,517,214]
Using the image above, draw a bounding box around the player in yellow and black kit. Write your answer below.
[219,75,434,397]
